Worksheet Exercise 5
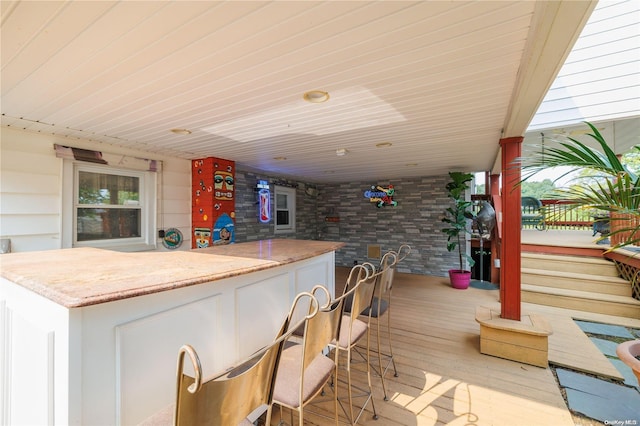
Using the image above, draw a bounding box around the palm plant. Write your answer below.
[518,121,640,249]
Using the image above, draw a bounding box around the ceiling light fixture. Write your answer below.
[303,90,330,103]
[376,142,393,148]
[170,128,192,135]
[336,148,348,156]
[273,156,287,161]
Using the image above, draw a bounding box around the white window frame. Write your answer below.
[274,185,296,234]
[62,161,157,251]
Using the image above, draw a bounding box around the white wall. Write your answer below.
[0,127,191,253]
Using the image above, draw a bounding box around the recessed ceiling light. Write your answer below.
[303,90,330,103]
[170,128,192,135]
[336,148,348,156]
[405,163,418,167]
[273,156,287,161]
[376,142,393,148]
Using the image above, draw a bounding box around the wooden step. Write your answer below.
[522,284,640,319]
[521,252,619,277]
[521,268,631,297]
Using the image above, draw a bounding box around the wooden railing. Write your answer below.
[538,199,593,231]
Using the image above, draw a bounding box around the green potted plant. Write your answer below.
[441,171,476,289]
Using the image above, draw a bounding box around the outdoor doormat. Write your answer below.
[469,280,498,290]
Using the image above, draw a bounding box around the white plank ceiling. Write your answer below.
[1,1,595,183]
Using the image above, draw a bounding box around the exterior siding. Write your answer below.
[0,129,62,252]
[156,163,192,250]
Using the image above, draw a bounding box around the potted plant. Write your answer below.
[441,171,476,289]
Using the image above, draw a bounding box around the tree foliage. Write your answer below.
[520,179,557,199]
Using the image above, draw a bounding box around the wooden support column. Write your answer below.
[500,136,523,320]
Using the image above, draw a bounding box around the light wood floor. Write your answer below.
[521,228,604,248]
[270,268,640,426]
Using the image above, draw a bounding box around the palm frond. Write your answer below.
[517,121,637,183]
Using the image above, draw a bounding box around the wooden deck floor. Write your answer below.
[270,267,640,425]
[521,228,604,249]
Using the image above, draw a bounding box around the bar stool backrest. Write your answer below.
[173,292,318,426]
[342,263,377,320]
[378,251,398,295]
[301,285,343,376]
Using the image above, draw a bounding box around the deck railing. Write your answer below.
[538,199,594,231]
[470,196,599,232]
[471,196,637,238]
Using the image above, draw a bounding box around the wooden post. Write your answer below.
[500,137,523,320]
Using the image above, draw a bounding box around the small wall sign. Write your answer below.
[162,228,183,250]
[364,185,398,208]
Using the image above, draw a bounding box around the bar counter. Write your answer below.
[0,239,344,425]
[0,238,345,307]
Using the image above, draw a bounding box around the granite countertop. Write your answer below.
[0,239,344,308]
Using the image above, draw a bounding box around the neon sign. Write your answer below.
[257,180,271,223]
[364,185,398,208]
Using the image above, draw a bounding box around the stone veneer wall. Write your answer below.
[318,176,457,277]
[234,168,320,242]
[234,168,459,277]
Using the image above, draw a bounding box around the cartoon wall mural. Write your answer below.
[192,157,235,249]
[194,227,212,248]
[214,170,234,200]
[213,213,234,245]
[364,184,398,207]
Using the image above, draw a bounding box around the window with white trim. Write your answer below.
[65,163,156,250]
[274,185,296,233]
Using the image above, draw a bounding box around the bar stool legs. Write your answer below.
[335,263,378,424]
[372,302,397,401]
[370,244,410,401]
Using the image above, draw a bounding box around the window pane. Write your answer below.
[78,171,140,206]
[77,208,141,241]
[276,210,289,225]
[276,193,288,209]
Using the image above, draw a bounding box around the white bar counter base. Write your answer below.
[475,306,553,368]
[0,239,343,426]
